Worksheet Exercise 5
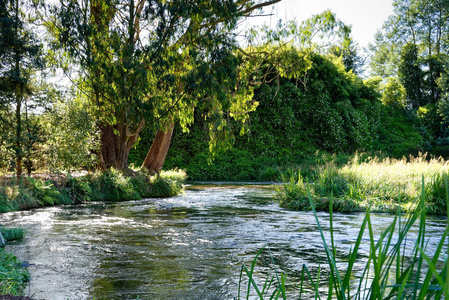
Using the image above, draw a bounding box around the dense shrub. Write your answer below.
[131,53,425,181]
[0,249,30,296]
[0,170,186,213]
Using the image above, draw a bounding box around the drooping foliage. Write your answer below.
[130,52,423,180]
[46,0,281,171]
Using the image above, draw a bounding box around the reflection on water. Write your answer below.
[1,184,447,299]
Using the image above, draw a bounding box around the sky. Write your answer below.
[243,0,395,49]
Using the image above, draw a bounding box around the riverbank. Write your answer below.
[0,169,185,298]
[0,169,186,213]
[276,154,449,214]
[0,228,29,296]
[241,184,449,299]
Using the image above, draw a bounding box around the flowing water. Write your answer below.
[1,183,447,300]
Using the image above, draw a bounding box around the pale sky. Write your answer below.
[244,0,394,49]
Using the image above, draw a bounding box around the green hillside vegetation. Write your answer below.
[130,53,425,181]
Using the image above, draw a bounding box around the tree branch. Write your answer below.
[241,0,282,16]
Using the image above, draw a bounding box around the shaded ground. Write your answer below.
[0,296,33,300]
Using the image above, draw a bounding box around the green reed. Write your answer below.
[277,155,449,214]
[238,176,449,299]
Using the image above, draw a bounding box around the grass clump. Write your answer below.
[148,170,186,198]
[0,227,29,296]
[277,153,449,214]
[0,228,25,241]
[239,178,449,299]
[88,169,142,201]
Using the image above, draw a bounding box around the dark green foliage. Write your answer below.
[26,177,61,206]
[0,227,25,241]
[0,249,30,296]
[376,105,424,157]
[0,170,186,213]
[399,43,425,109]
[62,176,92,203]
[85,170,185,201]
[87,170,139,202]
[139,53,424,181]
[148,174,184,198]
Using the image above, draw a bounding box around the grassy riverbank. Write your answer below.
[0,169,185,298]
[0,228,29,296]
[239,183,449,299]
[0,169,186,213]
[277,154,448,214]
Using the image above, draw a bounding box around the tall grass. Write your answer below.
[237,177,449,299]
[277,154,449,214]
[0,227,25,241]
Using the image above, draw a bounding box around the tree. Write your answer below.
[369,0,449,144]
[47,0,281,173]
[0,0,44,176]
[43,90,100,174]
[369,0,449,104]
[398,43,425,108]
[328,39,364,75]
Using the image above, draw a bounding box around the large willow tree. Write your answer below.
[46,0,280,173]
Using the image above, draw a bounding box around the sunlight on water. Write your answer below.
[1,184,447,299]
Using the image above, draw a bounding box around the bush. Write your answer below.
[26,177,61,206]
[62,176,92,203]
[141,53,425,182]
[0,228,25,241]
[0,169,186,213]
[0,249,30,296]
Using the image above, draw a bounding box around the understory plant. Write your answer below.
[0,249,30,296]
[0,169,186,213]
[238,177,449,299]
[0,227,29,296]
[0,227,25,241]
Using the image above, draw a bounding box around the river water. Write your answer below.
[1,183,447,299]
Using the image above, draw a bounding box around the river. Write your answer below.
[1,183,447,299]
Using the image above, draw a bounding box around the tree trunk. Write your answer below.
[98,124,130,171]
[99,125,118,170]
[15,97,22,177]
[99,123,142,171]
[141,124,174,174]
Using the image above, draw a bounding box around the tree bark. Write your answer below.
[15,96,22,177]
[141,124,174,174]
[99,124,118,170]
[99,123,143,171]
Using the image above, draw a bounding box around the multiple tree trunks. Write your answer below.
[99,123,174,174]
[98,124,140,172]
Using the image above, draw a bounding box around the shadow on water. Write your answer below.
[1,183,447,299]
